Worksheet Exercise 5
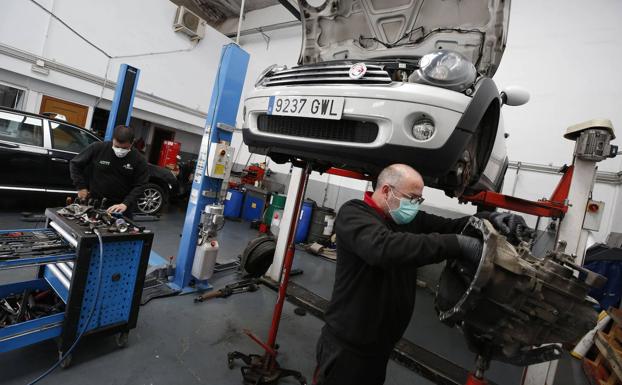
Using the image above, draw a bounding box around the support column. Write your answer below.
[268,167,303,281]
[104,64,140,140]
[172,44,249,292]
[557,159,597,264]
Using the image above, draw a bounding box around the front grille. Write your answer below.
[263,63,392,87]
[257,115,378,144]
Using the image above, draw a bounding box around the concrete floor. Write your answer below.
[0,195,588,385]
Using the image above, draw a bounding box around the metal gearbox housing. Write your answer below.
[436,217,604,365]
[573,129,617,162]
[564,119,617,162]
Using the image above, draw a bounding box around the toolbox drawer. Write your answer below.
[0,278,65,353]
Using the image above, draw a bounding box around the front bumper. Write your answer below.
[244,123,473,178]
[244,82,473,176]
[244,78,504,195]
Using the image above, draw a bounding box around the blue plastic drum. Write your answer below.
[294,201,314,244]
[223,189,243,218]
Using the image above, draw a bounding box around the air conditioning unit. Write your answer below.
[173,6,206,41]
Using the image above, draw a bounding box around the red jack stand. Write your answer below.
[466,373,488,385]
[228,162,312,385]
[466,355,490,385]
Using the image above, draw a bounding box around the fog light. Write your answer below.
[412,118,435,141]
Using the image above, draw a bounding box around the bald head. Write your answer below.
[372,164,424,214]
[376,164,423,191]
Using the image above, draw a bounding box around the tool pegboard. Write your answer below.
[78,240,144,333]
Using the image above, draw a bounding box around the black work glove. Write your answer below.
[455,235,483,266]
[486,212,535,244]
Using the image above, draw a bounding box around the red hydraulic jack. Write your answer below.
[227,162,312,385]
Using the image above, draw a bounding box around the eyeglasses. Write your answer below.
[389,185,425,205]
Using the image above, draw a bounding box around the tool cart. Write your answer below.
[0,206,153,367]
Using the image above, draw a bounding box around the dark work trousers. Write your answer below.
[312,328,392,385]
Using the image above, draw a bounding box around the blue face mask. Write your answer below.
[387,188,420,225]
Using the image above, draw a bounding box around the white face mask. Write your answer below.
[112,146,130,158]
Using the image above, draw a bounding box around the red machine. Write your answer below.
[158,140,181,168]
[241,164,266,186]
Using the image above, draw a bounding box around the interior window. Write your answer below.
[0,111,43,147]
[51,122,99,153]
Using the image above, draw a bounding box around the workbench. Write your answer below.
[0,207,153,366]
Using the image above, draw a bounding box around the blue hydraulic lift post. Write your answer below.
[171,44,249,292]
[104,64,141,141]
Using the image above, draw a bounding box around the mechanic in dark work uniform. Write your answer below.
[70,125,148,215]
[312,163,531,385]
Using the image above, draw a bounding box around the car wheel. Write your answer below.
[137,183,166,215]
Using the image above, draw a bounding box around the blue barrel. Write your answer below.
[294,200,314,244]
[223,189,243,218]
[241,188,267,222]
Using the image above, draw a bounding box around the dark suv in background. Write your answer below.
[0,107,178,215]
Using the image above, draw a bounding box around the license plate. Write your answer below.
[268,96,344,120]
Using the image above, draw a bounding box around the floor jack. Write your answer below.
[227,162,312,385]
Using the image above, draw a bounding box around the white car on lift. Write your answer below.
[243,0,528,196]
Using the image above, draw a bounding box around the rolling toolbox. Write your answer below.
[0,207,153,367]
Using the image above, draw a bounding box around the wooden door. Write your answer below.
[39,95,89,127]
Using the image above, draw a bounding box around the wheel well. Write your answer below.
[469,99,500,186]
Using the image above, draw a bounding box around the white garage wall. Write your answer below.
[0,0,232,130]
[174,129,202,155]
[495,0,622,173]
[231,0,622,242]
[610,189,622,235]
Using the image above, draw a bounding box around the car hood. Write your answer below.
[297,0,511,77]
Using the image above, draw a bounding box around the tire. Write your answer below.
[137,183,166,215]
[241,236,276,278]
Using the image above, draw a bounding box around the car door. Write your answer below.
[47,121,100,190]
[0,110,47,190]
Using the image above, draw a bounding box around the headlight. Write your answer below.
[255,64,287,87]
[410,50,477,92]
[412,118,435,141]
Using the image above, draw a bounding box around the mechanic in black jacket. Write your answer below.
[70,125,148,215]
[312,163,530,385]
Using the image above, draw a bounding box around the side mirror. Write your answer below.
[500,86,530,106]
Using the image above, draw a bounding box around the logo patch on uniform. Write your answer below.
[123,163,133,170]
[99,160,110,166]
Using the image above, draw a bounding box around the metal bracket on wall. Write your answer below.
[257,27,270,50]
